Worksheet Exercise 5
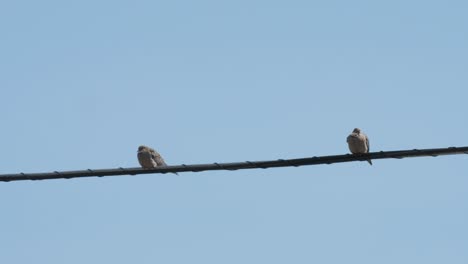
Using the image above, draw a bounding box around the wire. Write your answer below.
[1,146,467,182]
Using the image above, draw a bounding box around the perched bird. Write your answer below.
[347,128,372,165]
[137,145,178,175]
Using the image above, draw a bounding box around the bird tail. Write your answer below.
[172,172,179,176]
[367,159,373,166]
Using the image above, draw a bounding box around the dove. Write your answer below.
[347,128,372,165]
[137,145,178,175]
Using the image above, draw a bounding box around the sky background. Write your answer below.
[1,0,467,263]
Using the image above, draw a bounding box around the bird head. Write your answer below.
[138,145,149,152]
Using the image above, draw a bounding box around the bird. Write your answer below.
[347,128,372,165]
[137,145,178,175]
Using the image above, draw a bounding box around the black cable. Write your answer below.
[1,146,467,182]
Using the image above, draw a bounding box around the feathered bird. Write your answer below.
[347,128,372,165]
[137,145,178,175]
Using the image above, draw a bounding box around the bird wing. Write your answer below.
[154,156,167,166]
[150,149,167,166]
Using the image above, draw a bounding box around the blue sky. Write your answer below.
[1,0,467,263]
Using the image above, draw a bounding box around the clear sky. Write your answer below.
[1,0,467,263]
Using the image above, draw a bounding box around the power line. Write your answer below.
[1,146,467,182]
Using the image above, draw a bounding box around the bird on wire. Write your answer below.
[137,145,179,175]
[347,128,372,165]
